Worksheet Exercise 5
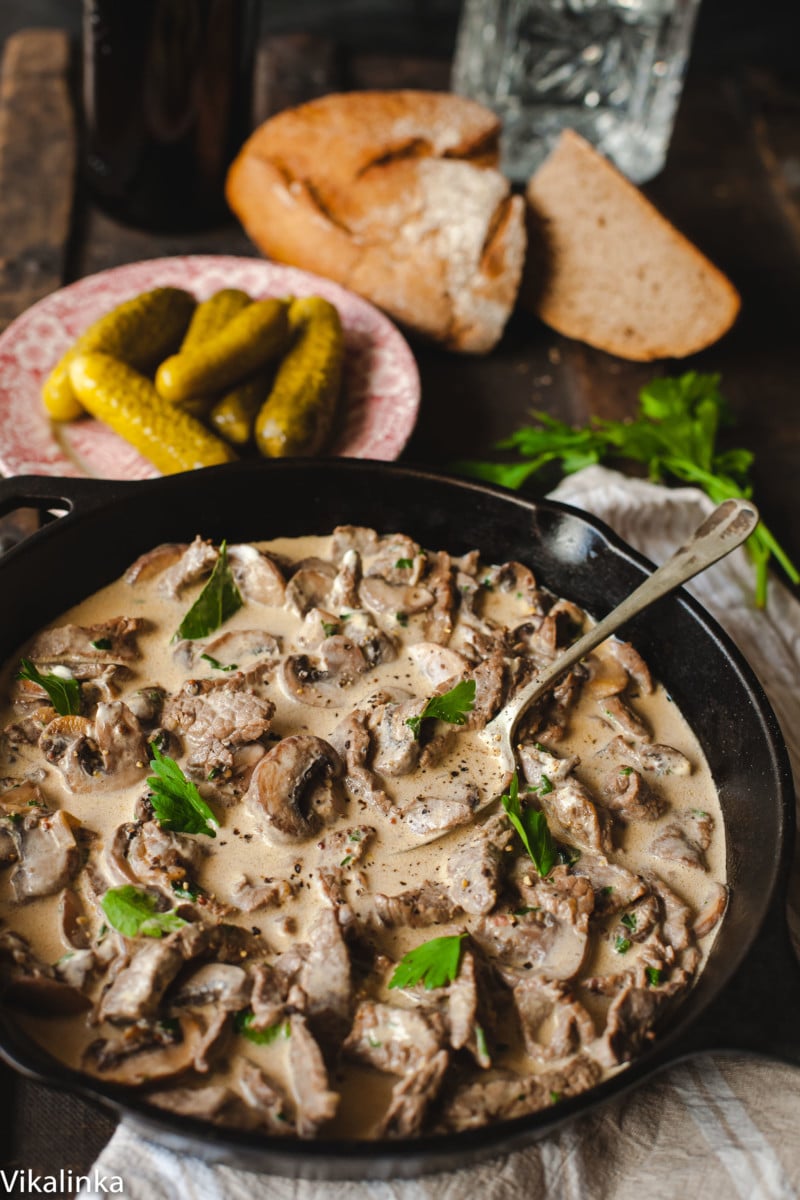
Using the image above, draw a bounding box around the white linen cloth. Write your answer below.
[81,467,800,1200]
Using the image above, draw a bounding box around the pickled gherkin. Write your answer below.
[155,298,291,404]
[255,297,343,458]
[179,288,251,355]
[42,287,195,422]
[210,369,272,447]
[69,352,236,474]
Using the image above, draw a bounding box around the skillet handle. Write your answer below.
[678,900,800,1068]
[0,475,130,541]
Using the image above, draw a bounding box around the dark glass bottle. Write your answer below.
[82,0,258,232]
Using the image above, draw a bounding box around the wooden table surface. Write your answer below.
[0,16,798,1189]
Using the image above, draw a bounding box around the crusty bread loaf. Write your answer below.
[226,91,526,354]
[524,130,741,361]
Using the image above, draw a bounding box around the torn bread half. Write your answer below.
[226,90,526,354]
[524,129,741,361]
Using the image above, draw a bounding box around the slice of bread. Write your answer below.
[226,91,526,354]
[524,130,741,360]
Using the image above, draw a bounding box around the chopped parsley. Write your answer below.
[619,766,633,776]
[394,557,414,569]
[235,1010,290,1044]
[513,906,540,917]
[501,773,557,878]
[614,935,632,955]
[475,1024,489,1060]
[646,967,663,987]
[348,830,363,842]
[148,744,219,838]
[175,540,243,640]
[529,773,554,796]
[405,679,476,739]
[389,933,466,991]
[340,855,353,868]
[395,612,409,627]
[321,621,339,638]
[101,885,187,939]
[171,879,203,902]
[91,637,112,651]
[16,658,81,716]
[549,1091,562,1105]
[200,652,237,672]
[620,912,638,931]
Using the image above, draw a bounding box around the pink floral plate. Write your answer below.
[0,256,421,479]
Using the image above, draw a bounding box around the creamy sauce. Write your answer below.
[0,531,726,1137]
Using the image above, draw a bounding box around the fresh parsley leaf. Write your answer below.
[620,911,638,931]
[175,540,243,640]
[455,371,799,607]
[646,967,662,987]
[405,679,476,739]
[91,637,112,650]
[17,658,81,716]
[200,652,237,672]
[101,885,187,939]
[614,935,632,954]
[235,1010,290,1044]
[475,1023,489,1060]
[513,905,540,917]
[389,933,466,991]
[549,1090,562,1105]
[148,744,219,838]
[501,773,558,877]
[395,557,413,569]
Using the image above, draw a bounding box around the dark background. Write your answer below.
[1,0,799,71]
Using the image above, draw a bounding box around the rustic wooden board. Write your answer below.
[0,30,75,332]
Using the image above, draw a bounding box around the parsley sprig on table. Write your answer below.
[147,744,219,838]
[16,658,81,716]
[405,679,476,739]
[501,772,558,878]
[389,933,466,991]
[455,372,799,608]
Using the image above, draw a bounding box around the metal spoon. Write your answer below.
[405,497,759,846]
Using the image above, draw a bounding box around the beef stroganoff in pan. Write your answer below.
[0,528,727,1138]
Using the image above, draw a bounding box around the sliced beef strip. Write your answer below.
[598,695,651,741]
[329,548,362,609]
[408,643,469,688]
[423,550,456,645]
[606,639,654,695]
[287,1014,339,1137]
[374,881,462,929]
[330,525,380,560]
[327,711,394,818]
[0,802,80,901]
[595,983,664,1067]
[367,696,425,777]
[344,1000,447,1076]
[599,766,666,823]
[285,559,337,617]
[512,976,596,1061]
[512,864,595,936]
[446,948,493,1068]
[446,814,513,916]
[229,876,294,913]
[537,778,613,857]
[358,576,434,619]
[401,784,480,838]
[518,742,578,790]
[437,1055,602,1132]
[162,667,275,775]
[648,809,713,871]
[469,907,587,983]
[646,873,694,953]
[571,854,647,916]
[22,615,144,679]
[600,735,692,778]
[461,651,506,731]
[364,534,425,586]
[298,906,352,1042]
[124,543,187,586]
[379,1048,450,1138]
[154,536,218,599]
[694,882,728,938]
[315,824,375,869]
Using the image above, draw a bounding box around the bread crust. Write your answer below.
[226,91,526,354]
[524,130,741,361]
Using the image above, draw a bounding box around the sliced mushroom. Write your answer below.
[156,536,218,599]
[402,783,479,838]
[330,548,361,609]
[278,637,368,708]
[607,639,654,695]
[125,542,188,585]
[584,652,630,699]
[285,559,337,616]
[598,695,651,741]
[245,735,344,843]
[85,1012,228,1086]
[170,963,250,1012]
[359,576,434,618]
[11,809,80,901]
[41,702,148,795]
[228,544,286,605]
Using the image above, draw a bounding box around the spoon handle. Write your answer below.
[493,496,759,749]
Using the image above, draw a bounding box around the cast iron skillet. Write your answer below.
[0,459,797,1181]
